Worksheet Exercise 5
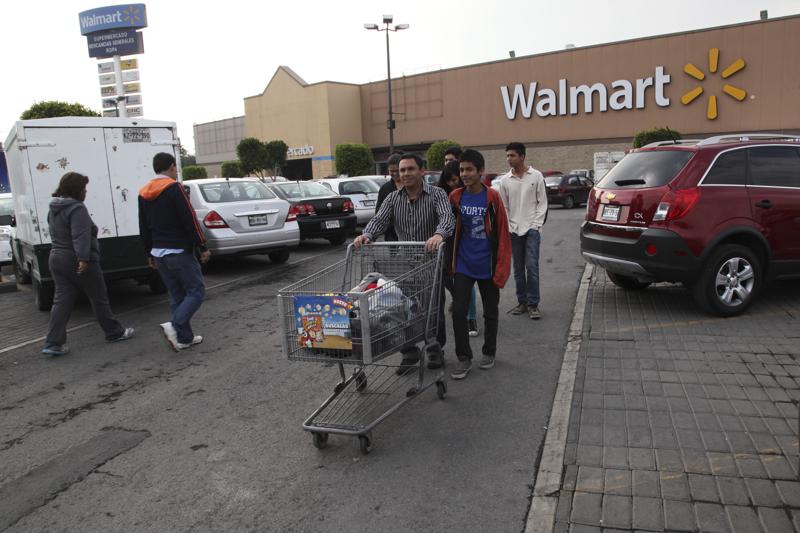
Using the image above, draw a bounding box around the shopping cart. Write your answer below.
[278,242,447,454]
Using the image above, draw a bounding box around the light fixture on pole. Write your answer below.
[364,15,409,155]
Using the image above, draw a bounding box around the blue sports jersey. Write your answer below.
[456,189,492,279]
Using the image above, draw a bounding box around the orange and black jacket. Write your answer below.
[138,177,207,256]
[448,185,512,289]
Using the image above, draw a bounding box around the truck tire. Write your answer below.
[34,278,54,311]
[14,260,32,284]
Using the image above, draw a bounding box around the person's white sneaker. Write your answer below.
[108,327,135,342]
[176,335,203,350]
[160,322,179,352]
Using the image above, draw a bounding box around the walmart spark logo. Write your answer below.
[122,5,145,27]
[681,48,747,120]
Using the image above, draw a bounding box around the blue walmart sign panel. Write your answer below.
[79,4,147,35]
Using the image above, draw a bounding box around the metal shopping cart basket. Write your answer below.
[278,242,447,454]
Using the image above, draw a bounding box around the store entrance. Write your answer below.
[283,158,312,180]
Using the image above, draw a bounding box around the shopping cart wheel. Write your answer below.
[334,382,346,394]
[312,432,329,450]
[358,434,373,455]
[355,370,367,393]
[436,380,447,400]
[406,387,418,398]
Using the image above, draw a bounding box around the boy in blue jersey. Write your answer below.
[448,149,512,380]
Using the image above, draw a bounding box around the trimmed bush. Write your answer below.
[20,100,100,119]
[633,128,682,148]
[221,160,244,178]
[182,166,207,180]
[335,143,374,176]
[426,140,462,171]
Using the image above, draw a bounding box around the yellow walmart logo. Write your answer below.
[122,5,145,26]
[681,48,747,120]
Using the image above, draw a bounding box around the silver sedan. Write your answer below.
[182,178,300,263]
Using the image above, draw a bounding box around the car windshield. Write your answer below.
[198,181,276,203]
[339,179,379,195]
[0,197,13,216]
[596,150,694,189]
[274,181,334,199]
[545,176,562,186]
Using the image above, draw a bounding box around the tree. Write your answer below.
[221,160,244,178]
[632,127,682,148]
[180,146,196,167]
[264,140,289,176]
[182,166,207,180]
[236,137,270,177]
[20,100,101,119]
[335,144,374,177]
[426,140,462,171]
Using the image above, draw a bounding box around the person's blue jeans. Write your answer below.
[511,229,541,307]
[155,252,205,344]
[468,286,477,321]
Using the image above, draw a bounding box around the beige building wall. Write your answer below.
[244,66,362,178]
[360,15,800,149]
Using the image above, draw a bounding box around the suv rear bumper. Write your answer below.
[580,221,701,282]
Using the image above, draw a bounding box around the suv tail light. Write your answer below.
[343,200,354,212]
[203,210,228,228]
[653,187,701,222]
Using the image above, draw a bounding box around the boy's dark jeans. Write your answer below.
[452,273,499,361]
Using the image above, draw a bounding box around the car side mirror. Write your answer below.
[0,214,14,227]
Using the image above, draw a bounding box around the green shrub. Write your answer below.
[264,140,288,176]
[335,143,374,176]
[237,137,270,177]
[182,166,207,180]
[20,100,100,119]
[221,160,244,178]
[632,128,682,148]
[426,140,462,171]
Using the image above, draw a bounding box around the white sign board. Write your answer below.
[101,85,117,97]
[99,73,116,85]
[103,109,117,117]
[98,62,114,74]
[125,94,142,106]
[123,82,141,94]
[122,70,139,83]
[126,106,143,117]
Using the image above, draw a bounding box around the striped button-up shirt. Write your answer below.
[363,182,455,242]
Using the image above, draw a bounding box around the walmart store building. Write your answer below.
[195,14,800,179]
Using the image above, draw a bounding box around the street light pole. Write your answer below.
[365,15,409,157]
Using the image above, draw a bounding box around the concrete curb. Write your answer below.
[525,263,593,533]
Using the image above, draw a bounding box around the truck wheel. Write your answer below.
[268,250,291,264]
[148,273,167,294]
[34,278,54,311]
[607,271,651,291]
[692,244,761,317]
[13,260,32,284]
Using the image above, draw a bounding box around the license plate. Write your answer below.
[601,205,621,221]
[248,215,268,226]
[325,220,340,229]
[362,200,375,207]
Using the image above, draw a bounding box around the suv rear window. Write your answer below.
[703,149,746,185]
[596,150,693,189]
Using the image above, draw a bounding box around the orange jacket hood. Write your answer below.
[139,177,176,201]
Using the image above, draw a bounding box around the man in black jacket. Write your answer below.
[374,153,402,241]
[138,153,210,351]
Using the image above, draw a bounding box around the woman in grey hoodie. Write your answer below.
[43,172,134,356]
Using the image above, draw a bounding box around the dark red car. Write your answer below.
[580,134,800,316]
[545,174,593,209]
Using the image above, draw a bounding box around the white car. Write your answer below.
[316,177,380,224]
[0,193,14,266]
[182,178,299,263]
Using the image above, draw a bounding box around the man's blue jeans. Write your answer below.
[510,229,541,307]
[155,252,205,344]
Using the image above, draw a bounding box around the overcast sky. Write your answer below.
[2,1,797,154]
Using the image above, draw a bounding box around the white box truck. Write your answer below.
[593,151,626,182]
[5,117,179,310]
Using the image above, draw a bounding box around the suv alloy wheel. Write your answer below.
[691,244,762,317]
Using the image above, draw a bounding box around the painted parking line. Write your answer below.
[0,250,334,356]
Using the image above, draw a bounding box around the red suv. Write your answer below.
[580,134,800,316]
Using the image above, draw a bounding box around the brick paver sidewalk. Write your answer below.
[553,269,800,532]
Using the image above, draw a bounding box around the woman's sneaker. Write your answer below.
[510,303,528,315]
[42,345,70,356]
[468,319,479,337]
[176,336,203,350]
[479,355,495,370]
[450,359,472,380]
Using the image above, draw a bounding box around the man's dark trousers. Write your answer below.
[452,273,499,361]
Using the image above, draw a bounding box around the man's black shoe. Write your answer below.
[396,358,420,375]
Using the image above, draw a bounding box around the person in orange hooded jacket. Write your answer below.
[448,149,512,380]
